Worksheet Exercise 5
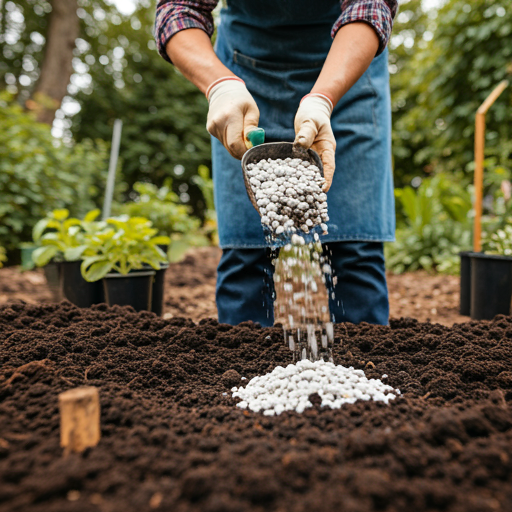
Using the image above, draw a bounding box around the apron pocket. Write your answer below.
[233,49,325,71]
[231,49,324,103]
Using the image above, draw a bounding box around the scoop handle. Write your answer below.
[245,128,265,149]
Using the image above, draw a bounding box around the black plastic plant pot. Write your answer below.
[459,251,474,316]
[60,261,104,308]
[103,270,155,312]
[152,263,169,317]
[469,252,512,320]
[44,262,63,302]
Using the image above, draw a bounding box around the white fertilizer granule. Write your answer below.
[246,157,328,239]
[231,360,400,416]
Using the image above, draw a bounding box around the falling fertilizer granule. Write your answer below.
[273,242,334,361]
[232,360,400,416]
[247,156,334,361]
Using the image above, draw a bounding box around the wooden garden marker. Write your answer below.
[59,386,100,455]
[473,79,509,252]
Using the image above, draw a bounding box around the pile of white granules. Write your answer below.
[231,360,399,416]
[246,157,329,237]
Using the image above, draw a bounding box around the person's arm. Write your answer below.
[311,22,379,106]
[294,0,398,192]
[166,28,235,95]
[155,2,259,159]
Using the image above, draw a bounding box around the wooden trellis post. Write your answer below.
[473,79,509,252]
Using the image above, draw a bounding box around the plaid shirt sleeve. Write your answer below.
[332,0,398,55]
[155,1,219,63]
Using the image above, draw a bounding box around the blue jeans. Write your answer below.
[216,242,389,327]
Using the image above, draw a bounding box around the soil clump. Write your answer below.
[1,302,512,511]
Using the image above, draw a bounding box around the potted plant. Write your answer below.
[32,208,106,307]
[116,179,212,314]
[469,222,512,320]
[81,216,169,312]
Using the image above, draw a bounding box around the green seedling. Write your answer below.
[32,209,105,267]
[80,216,170,282]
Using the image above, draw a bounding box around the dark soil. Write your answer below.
[1,302,512,511]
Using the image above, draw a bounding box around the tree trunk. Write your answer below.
[31,0,79,125]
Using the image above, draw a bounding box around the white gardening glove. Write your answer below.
[293,94,336,192]
[206,77,260,160]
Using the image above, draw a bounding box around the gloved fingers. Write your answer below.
[242,103,260,148]
[313,139,336,192]
[293,119,318,150]
[206,77,259,159]
[224,116,248,160]
[206,111,226,142]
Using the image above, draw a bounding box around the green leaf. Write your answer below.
[151,236,171,245]
[52,209,70,221]
[83,260,113,282]
[32,245,59,267]
[84,209,101,222]
[64,245,87,262]
[32,218,50,242]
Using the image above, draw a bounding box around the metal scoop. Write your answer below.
[241,141,324,213]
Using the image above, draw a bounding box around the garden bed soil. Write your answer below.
[1,301,512,511]
[0,247,467,326]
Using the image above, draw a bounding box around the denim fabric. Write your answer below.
[216,247,276,327]
[323,242,389,325]
[217,242,389,327]
[212,1,395,248]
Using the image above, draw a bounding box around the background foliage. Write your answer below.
[385,173,472,274]
[0,93,119,252]
[1,0,512,272]
[0,0,210,214]
[390,0,512,185]
[69,2,211,211]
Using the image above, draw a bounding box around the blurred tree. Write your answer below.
[0,0,52,104]
[31,0,79,124]
[0,0,210,215]
[395,0,512,178]
[69,1,211,214]
[0,0,79,124]
[0,93,119,253]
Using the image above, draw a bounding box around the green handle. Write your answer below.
[246,128,265,149]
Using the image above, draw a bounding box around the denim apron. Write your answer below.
[212,0,395,248]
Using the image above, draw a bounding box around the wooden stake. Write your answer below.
[474,112,485,252]
[59,387,100,454]
[473,79,509,252]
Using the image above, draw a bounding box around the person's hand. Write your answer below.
[206,77,260,160]
[293,94,336,192]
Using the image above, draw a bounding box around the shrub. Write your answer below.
[385,174,472,274]
[482,218,512,256]
[0,93,117,252]
[117,179,200,237]
[116,175,217,262]
[192,165,218,245]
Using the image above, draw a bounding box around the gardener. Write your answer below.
[155,0,397,327]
